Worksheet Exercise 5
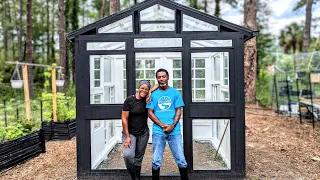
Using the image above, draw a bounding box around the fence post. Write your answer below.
[274,75,279,114]
[40,100,43,122]
[296,78,302,123]
[3,100,7,127]
[39,129,46,153]
[309,73,315,129]
[16,104,19,120]
[286,74,292,116]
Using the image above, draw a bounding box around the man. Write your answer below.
[146,68,188,180]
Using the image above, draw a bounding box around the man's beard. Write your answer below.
[159,83,167,87]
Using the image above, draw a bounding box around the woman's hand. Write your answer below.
[124,137,132,148]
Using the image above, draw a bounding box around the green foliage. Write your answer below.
[41,92,76,122]
[256,69,272,106]
[279,22,304,54]
[0,121,32,142]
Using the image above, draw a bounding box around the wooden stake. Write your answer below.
[214,120,230,161]
[52,68,57,122]
[22,65,31,120]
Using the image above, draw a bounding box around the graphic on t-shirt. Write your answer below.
[158,96,172,110]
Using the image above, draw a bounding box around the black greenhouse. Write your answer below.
[67,0,257,179]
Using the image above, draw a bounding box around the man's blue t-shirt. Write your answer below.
[146,87,185,135]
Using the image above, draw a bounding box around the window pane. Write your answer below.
[94,59,100,69]
[224,69,228,79]
[193,119,231,170]
[191,40,232,48]
[196,59,205,68]
[104,59,111,83]
[141,23,175,32]
[136,60,144,69]
[196,80,205,88]
[140,4,175,21]
[87,42,126,50]
[173,80,182,89]
[94,95,101,104]
[123,90,127,99]
[150,80,155,87]
[224,57,228,67]
[98,16,132,33]
[173,59,182,68]
[224,79,229,86]
[145,60,155,68]
[123,70,126,79]
[173,70,182,78]
[146,70,155,78]
[94,70,100,79]
[196,90,205,99]
[136,70,144,79]
[195,69,205,78]
[183,14,218,31]
[191,69,194,78]
[134,38,182,48]
[94,80,100,87]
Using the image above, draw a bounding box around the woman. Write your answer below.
[122,80,158,180]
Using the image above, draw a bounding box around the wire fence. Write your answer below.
[254,51,320,130]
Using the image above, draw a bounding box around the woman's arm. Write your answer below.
[121,111,131,148]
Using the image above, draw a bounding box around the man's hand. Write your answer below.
[123,137,132,148]
[163,125,175,134]
[146,93,151,104]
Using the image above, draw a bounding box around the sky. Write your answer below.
[220,0,320,38]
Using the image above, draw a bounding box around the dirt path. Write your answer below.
[1,109,320,179]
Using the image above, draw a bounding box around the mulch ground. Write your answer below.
[1,108,320,179]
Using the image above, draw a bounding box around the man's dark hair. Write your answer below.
[156,68,169,77]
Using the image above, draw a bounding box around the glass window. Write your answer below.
[183,14,218,31]
[91,119,126,170]
[192,58,206,102]
[141,23,175,32]
[87,42,125,50]
[191,40,232,48]
[223,53,229,86]
[98,16,132,33]
[90,55,126,104]
[191,52,230,102]
[135,59,156,89]
[140,4,175,21]
[134,38,182,48]
[192,119,231,170]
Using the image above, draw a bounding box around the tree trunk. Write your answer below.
[134,0,137,4]
[51,0,55,62]
[47,0,50,63]
[244,0,257,102]
[3,1,8,61]
[26,0,33,99]
[190,0,198,9]
[102,0,107,18]
[110,0,120,15]
[18,0,23,62]
[303,0,313,52]
[204,0,208,13]
[58,0,66,93]
[214,0,221,17]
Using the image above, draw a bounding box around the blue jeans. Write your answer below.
[152,133,187,170]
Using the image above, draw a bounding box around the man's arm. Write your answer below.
[164,107,182,133]
[148,109,168,129]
